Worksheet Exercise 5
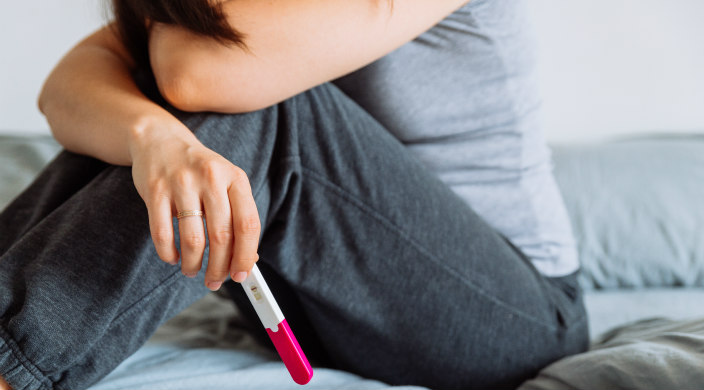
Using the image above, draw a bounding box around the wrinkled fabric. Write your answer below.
[520,317,704,390]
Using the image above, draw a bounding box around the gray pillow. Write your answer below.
[519,318,704,390]
[552,136,704,290]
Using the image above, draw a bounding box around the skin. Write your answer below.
[1,1,470,387]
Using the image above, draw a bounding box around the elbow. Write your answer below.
[149,23,280,113]
[154,60,279,114]
[155,69,203,112]
[157,72,277,113]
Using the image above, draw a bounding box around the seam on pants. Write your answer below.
[110,267,186,326]
[0,327,52,390]
[302,167,558,331]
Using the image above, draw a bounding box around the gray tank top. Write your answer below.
[333,0,578,276]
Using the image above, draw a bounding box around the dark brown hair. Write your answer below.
[112,0,243,71]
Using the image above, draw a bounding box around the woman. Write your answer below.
[0,0,588,389]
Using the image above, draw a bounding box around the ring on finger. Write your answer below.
[177,210,204,219]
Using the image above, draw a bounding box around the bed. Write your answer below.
[2,134,704,389]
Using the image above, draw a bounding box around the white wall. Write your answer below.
[0,0,104,135]
[2,1,704,143]
[528,0,704,143]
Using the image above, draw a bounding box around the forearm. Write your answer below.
[38,27,197,166]
[151,0,471,113]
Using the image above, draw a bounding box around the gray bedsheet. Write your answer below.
[520,317,704,390]
[89,293,424,390]
[94,292,704,390]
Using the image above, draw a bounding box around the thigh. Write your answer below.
[222,84,588,389]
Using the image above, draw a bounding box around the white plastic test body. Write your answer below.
[242,264,313,385]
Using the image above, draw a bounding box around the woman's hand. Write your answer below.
[130,122,260,290]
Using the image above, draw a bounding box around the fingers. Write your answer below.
[148,193,179,264]
[228,168,261,283]
[0,375,11,390]
[202,189,233,291]
[172,165,259,290]
[174,193,206,277]
[141,148,259,289]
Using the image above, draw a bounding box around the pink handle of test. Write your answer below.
[266,319,314,385]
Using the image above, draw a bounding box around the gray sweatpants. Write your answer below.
[0,83,588,390]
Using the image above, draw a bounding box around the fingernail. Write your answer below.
[232,271,248,283]
[207,281,223,291]
[168,260,178,265]
[183,272,198,278]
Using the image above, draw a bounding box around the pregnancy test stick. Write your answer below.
[242,264,314,385]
